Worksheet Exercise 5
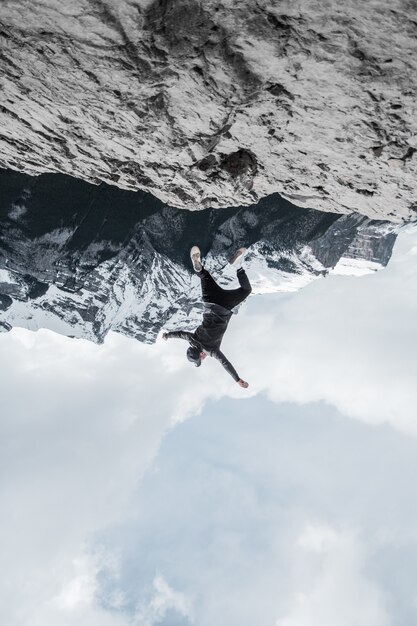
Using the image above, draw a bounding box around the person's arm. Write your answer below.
[162,330,193,341]
[212,350,248,387]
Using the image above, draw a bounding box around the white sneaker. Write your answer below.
[229,247,247,270]
[190,246,202,272]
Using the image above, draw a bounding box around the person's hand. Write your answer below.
[162,332,169,341]
[238,379,249,388]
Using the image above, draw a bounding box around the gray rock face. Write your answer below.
[0,168,398,343]
[0,0,416,220]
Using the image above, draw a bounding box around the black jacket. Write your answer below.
[165,303,240,381]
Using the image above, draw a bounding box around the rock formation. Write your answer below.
[0,0,416,220]
[0,169,398,343]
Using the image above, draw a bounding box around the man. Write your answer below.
[162,246,252,388]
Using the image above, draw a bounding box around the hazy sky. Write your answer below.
[1,226,416,626]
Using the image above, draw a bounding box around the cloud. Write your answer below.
[133,576,193,626]
[277,525,389,626]
[91,397,417,626]
[1,229,416,625]
[0,328,218,626]
[229,227,417,435]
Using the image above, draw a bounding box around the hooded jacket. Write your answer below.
[165,302,240,381]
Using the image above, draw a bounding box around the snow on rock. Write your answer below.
[0,168,399,344]
[0,0,416,220]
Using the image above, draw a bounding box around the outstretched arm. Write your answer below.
[162,330,193,341]
[212,350,249,387]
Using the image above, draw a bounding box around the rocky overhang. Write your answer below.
[0,0,416,220]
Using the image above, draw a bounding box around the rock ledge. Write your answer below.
[0,0,416,220]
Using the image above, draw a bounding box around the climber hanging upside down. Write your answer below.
[162,246,252,388]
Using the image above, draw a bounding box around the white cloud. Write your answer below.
[230,227,417,435]
[277,525,389,626]
[0,328,218,626]
[1,228,417,626]
[91,396,417,626]
[133,576,193,626]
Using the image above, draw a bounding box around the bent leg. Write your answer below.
[220,269,252,310]
[237,267,252,293]
[198,268,225,303]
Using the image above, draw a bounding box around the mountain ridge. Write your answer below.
[0,169,398,343]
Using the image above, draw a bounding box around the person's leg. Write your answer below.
[219,268,252,310]
[237,267,252,292]
[198,268,226,303]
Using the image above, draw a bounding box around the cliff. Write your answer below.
[1,0,416,219]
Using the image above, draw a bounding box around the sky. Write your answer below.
[1,226,417,626]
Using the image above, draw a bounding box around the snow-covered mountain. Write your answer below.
[0,0,416,219]
[0,168,398,343]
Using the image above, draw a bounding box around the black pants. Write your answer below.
[198,268,252,310]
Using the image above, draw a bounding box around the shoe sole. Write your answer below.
[229,247,247,265]
[190,246,202,271]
